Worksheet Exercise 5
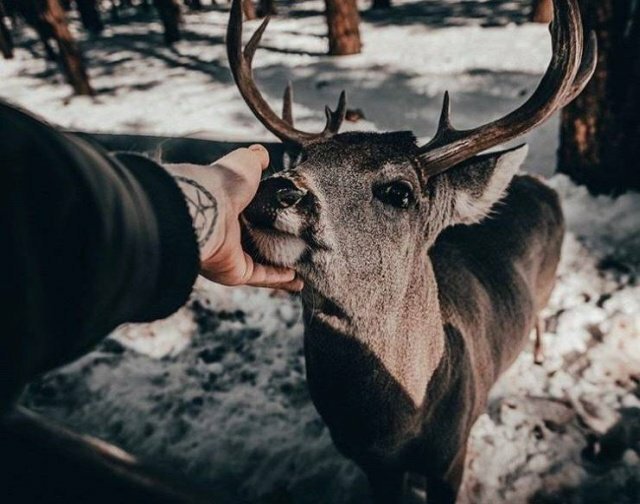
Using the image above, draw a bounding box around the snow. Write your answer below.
[4,1,640,502]
[0,0,558,174]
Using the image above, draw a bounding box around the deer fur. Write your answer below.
[229,0,593,500]
[243,133,564,503]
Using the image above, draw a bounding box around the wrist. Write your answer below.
[164,163,226,260]
[199,187,230,260]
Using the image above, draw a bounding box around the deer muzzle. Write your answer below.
[242,176,311,267]
[244,177,307,230]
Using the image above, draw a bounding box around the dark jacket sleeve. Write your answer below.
[0,101,199,411]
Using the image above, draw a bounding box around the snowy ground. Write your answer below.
[3,1,640,503]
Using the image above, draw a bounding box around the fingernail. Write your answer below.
[279,268,296,281]
[249,144,265,152]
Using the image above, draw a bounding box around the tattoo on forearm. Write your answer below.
[174,176,218,248]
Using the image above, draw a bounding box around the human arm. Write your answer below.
[0,100,298,413]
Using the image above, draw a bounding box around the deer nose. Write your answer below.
[244,177,306,228]
[276,187,306,208]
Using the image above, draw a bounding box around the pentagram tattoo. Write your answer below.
[174,176,218,249]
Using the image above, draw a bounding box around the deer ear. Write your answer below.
[446,144,528,225]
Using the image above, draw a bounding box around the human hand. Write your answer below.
[168,145,303,292]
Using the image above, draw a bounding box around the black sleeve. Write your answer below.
[0,101,199,411]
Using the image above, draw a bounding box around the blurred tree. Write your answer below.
[76,0,103,35]
[325,0,361,55]
[38,0,94,95]
[108,0,152,14]
[185,0,203,10]
[108,0,120,20]
[153,0,181,45]
[531,0,553,23]
[257,0,276,17]
[242,0,256,20]
[7,1,57,60]
[0,0,14,59]
[558,0,640,193]
[371,0,391,9]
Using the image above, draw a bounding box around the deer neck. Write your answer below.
[302,251,446,411]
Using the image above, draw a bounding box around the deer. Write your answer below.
[226,0,596,502]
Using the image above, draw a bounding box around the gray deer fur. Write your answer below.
[230,0,595,501]
[243,134,563,503]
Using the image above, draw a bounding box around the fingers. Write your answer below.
[213,146,269,182]
[273,278,305,292]
[211,146,270,212]
[248,276,304,292]
[240,253,296,286]
[247,272,304,292]
[248,144,270,171]
[201,250,302,291]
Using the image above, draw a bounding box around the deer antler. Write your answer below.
[419,0,597,177]
[226,0,346,144]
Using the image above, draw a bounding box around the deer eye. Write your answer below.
[374,181,415,210]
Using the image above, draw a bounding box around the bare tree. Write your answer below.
[39,0,94,95]
[242,0,256,20]
[371,0,391,9]
[76,0,103,34]
[153,0,181,45]
[558,0,640,193]
[7,1,56,60]
[0,0,13,59]
[256,0,276,17]
[325,0,361,55]
[531,0,553,23]
[185,0,203,10]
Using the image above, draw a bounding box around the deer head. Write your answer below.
[229,0,595,403]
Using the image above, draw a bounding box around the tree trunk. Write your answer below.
[325,0,361,56]
[256,0,276,17]
[76,0,103,34]
[153,0,181,45]
[242,0,256,20]
[371,0,391,10]
[39,0,94,95]
[531,0,553,23]
[558,0,640,194]
[0,0,14,59]
[185,0,203,10]
[11,1,56,60]
[109,0,119,21]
